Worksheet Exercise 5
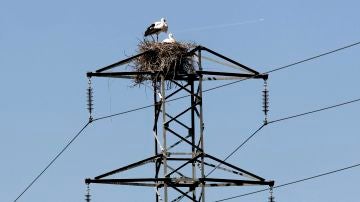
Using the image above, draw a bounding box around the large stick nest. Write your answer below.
[133,41,196,85]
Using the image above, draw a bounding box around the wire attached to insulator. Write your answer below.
[87,77,94,122]
[85,184,91,202]
[262,79,269,125]
[268,186,275,202]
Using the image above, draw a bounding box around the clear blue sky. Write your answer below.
[1,0,360,201]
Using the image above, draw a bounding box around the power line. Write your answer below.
[213,162,360,202]
[206,97,360,176]
[266,41,360,74]
[205,124,265,177]
[204,40,360,93]
[13,96,178,201]
[268,98,360,124]
[93,93,191,121]
[93,104,154,121]
[13,94,195,202]
[14,121,91,202]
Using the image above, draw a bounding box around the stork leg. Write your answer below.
[156,34,159,42]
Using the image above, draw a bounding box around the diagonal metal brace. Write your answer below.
[95,154,163,179]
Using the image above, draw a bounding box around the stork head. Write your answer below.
[169,33,173,38]
[161,18,166,22]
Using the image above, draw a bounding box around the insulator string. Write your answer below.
[85,184,91,202]
[262,79,269,124]
[87,77,94,122]
[268,186,275,202]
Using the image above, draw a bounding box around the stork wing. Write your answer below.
[144,24,155,36]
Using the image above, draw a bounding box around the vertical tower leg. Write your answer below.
[161,75,168,202]
[198,49,206,202]
[153,81,160,202]
[190,79,196,200]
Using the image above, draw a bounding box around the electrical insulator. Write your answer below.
[85,184,91,202]
[268,186,275,202]
[262,79,269,124]
[87,78,94,122]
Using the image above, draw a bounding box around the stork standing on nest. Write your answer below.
[144,18,168,42]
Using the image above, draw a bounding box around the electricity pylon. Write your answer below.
[85,45,274,202]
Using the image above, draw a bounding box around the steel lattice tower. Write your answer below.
[85,45,274,201]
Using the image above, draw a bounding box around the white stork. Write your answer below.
[144,18,168,41]
[162,33,176,43]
